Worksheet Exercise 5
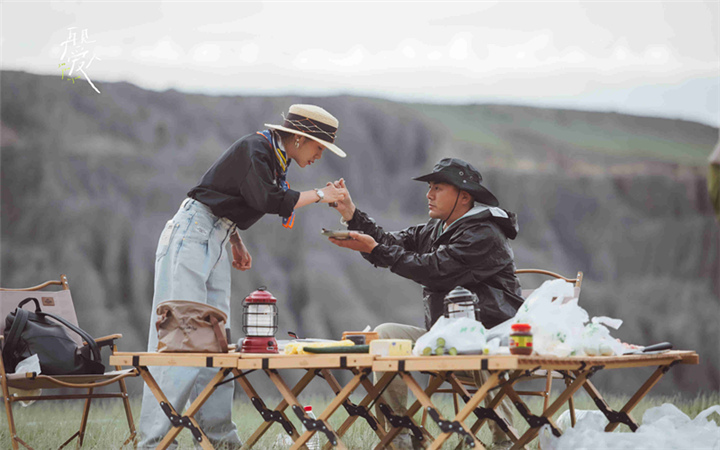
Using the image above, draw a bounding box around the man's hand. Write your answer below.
[231,238,252,271]
[330,178,356,222]
[318,182,348,204]
[328,231,378,253]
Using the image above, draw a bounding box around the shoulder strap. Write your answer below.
[209,316,229,353]
[2,307,30,362]
[36,311,102,363]
[17,297,41,313]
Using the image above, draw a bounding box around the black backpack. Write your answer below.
[2,297,104,375]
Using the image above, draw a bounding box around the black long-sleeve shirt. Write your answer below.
[347,206,524,329]
[187,132,300,230]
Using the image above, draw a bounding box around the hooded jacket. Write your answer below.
[347,205,524,330]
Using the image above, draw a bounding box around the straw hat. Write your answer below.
[265,104,346,157]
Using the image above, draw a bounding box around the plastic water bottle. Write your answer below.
[274,432,293,449]
[302,405,321,450]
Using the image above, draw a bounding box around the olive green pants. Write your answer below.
[372,322,516,445]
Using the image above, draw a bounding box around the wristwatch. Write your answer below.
[314,188,325,203]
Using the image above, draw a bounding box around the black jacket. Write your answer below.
[187,132,300,230]
[347,206,524,330]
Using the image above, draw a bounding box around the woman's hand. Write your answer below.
[330,178,356,221]
[329,231,377,254]
[230,235,252,271]
[319,182,347,204]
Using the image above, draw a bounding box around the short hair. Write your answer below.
[275,130,294,140]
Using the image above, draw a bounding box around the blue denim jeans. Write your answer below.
[138,198,241,449]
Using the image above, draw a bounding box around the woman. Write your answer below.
[138,104,348,449]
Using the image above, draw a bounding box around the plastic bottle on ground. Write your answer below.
[273,432,293,449]
[302,405,321,450]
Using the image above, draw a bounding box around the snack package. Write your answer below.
[284,339,354,355]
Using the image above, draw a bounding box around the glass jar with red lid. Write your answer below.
[509,323,533,355]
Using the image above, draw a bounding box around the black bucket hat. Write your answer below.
[413,158,499,206]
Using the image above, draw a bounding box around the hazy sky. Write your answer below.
[2,1,719,126]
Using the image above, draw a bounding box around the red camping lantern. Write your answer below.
[241,287,279,354]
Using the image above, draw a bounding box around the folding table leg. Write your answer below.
[403,371,490,450]
[319,368,390,448]
[466,370,517,434]
[295,369,368,448]
[433,371,506,450]
[578,363,677,434]
[264,369,348,450]
[565,376,576,428]
[590,361,677,433]
[328,371,396,450]
[114,349,138,447]
[510,367,596,450]
[138,366,227,450]
[444,373,520,448]
[577,377,640,432]
[504,386,561,437]
[237,368,316,449]
[375,371,449,449]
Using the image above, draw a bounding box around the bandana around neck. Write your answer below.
[257,130,295,229]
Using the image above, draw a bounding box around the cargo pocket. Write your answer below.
[156,220,177,259]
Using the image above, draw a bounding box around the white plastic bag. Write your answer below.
[9,354,42,406]
[539,403,720,450]
[412,316,487,355]
[496,279,626,357]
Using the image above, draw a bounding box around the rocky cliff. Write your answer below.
[1,70,718,395]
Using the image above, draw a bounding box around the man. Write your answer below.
[329,158,523,450]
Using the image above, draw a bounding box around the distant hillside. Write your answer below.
[1,70,718,396]
[407,102,714,168]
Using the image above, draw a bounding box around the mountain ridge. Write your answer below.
[1,70,717,395]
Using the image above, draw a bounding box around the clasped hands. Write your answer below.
[327,178,379,254]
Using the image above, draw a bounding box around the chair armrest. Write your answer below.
[84,334,123,349]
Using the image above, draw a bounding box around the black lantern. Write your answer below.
[443,286,479,319]
[241,287,279,353]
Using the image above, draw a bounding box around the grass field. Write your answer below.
[406,102,716,166]
[1,391,718,449]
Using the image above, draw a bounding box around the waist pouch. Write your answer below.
[156,300,229,353]
[2,297,105,375]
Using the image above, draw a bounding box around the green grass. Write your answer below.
[407,103,715,166]
[1,391,718,449]
[0,392,720,450]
